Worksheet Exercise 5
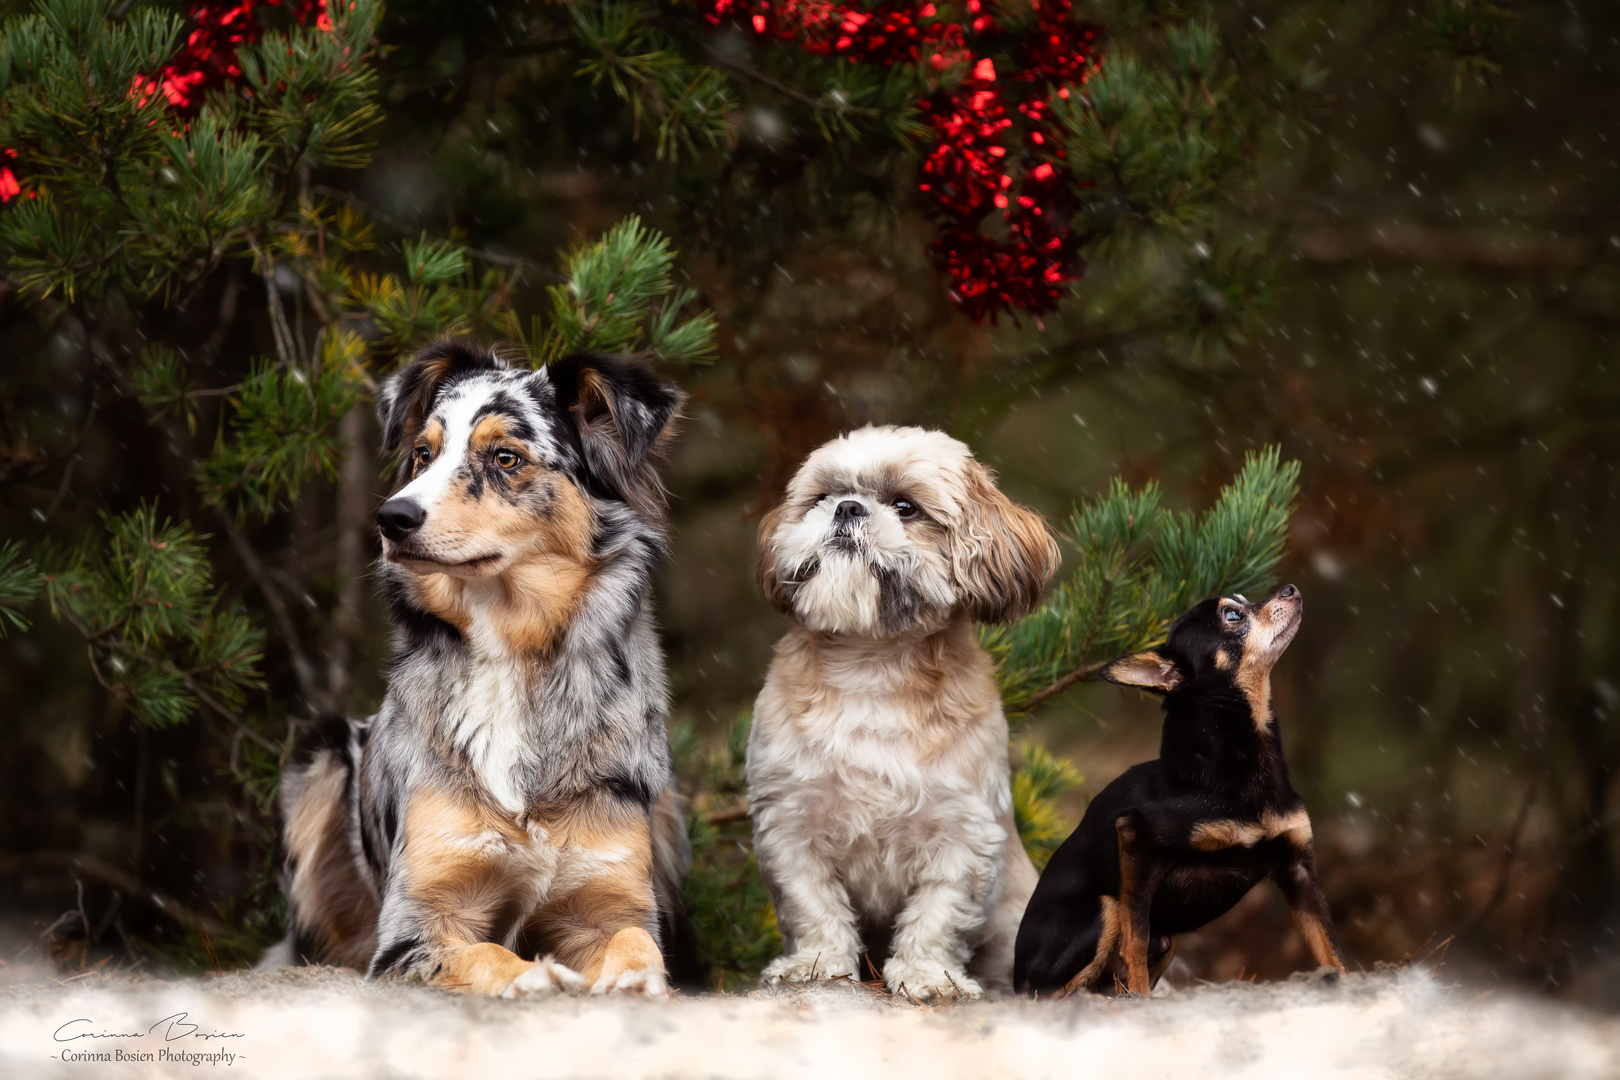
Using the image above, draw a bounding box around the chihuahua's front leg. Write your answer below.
[882,825,1000,1002]
[367,790,584,997]
[755,815,862,984]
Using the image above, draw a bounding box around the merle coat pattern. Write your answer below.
[266,342,694,998]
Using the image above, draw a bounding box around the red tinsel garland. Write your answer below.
[706,0,1100,321]
[3,1,327,202]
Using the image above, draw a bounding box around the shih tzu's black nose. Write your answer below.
[377,498,427,541]
[833,499,868,526]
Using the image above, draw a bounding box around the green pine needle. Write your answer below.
[0,540,44,636]
[988,446,1300,711]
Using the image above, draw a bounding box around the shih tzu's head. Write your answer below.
[756,426,1060,636]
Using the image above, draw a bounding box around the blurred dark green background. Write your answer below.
[3,0,1618,1003]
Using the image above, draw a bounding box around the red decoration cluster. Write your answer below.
[3,1,327,202]
[133,1,329,111]
[705,0,1100,321]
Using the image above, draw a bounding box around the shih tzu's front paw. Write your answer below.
[761,950,857,985]
[882,957,983,1003]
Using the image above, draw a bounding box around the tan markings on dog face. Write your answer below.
[524,803,657,980]
[281,751,379,967]
[1058,894,1121,997]
[413,470,597,654]
[1189,807,1313,852]
[410,419,445,479]
[1234,595,1301,731]
[1214,647,1234,671]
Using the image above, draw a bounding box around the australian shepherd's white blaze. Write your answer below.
[265,341,690,998]
[749,426,1061,1001]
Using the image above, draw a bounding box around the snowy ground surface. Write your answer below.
[2,966,1616,1080]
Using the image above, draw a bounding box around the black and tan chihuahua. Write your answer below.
[1013,584,1346,996]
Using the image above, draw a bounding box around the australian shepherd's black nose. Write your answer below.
[265,341,694,998]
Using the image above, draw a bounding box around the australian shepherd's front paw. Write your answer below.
[589,927,670,998]
[761,950,857,985]
[882,957,983,1003]
[499,956,589,999]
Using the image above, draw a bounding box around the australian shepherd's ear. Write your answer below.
[375,339,505,458]
[952,460,1062,625]
[548,352,684,522]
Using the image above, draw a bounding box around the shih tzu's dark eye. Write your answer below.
[493,449,522,470]
[1222,608,1243,625]
[892,497,919,520]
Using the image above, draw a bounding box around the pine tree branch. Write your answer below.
[0,852,230,938]
[1009,658,1112,714]
[216,511,329,714]
[692,37,878,117]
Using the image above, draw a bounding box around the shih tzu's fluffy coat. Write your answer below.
[748,426,1061,1000]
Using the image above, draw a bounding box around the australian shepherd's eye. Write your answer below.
[1222,607,1244,626]
[892,497,920,520]
[414,445,432,467]
[493,449,522,470]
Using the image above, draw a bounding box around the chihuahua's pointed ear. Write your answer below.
[377,339,504,457]
[1099,650,1186,695]
[952,460,1062,625]
[547,352,684,520]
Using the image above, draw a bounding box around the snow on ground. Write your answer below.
[2,966,1616,1079]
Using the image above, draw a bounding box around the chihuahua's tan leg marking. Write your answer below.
[1114,816,1157,997]
[1058,895,1121,998]
[1272,834,1347,973]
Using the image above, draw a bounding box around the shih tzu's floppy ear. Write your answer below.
[377,339,504,457]
[547,352,684,520]
[1099,649,1186,695]
[952,461,1062,624]
[754,501,796,614]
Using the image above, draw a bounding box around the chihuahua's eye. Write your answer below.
[493,449,522,470]
[892,497,919,520]
[414,445,432,466]
[1222,608,1243,625]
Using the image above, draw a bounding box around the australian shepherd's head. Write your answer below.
[755,425,1060,637]
[373,341,682,653]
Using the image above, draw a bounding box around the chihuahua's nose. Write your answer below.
[1278,583,1299,600]
[377,498,427,541]
[833,499,868,526]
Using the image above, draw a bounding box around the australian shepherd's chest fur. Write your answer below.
[272,344,689,999]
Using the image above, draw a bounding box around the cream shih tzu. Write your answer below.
[748,425,1061,1000]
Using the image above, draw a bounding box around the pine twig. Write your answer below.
[1010,658,1112,714]
[0,852,230,937]
[216,511,329,714]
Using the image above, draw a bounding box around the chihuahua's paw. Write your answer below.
[882,957,982,1003]
[499,956,588,999]
[761,950,857,985]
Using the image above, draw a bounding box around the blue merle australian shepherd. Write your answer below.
[262,342,692,997]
